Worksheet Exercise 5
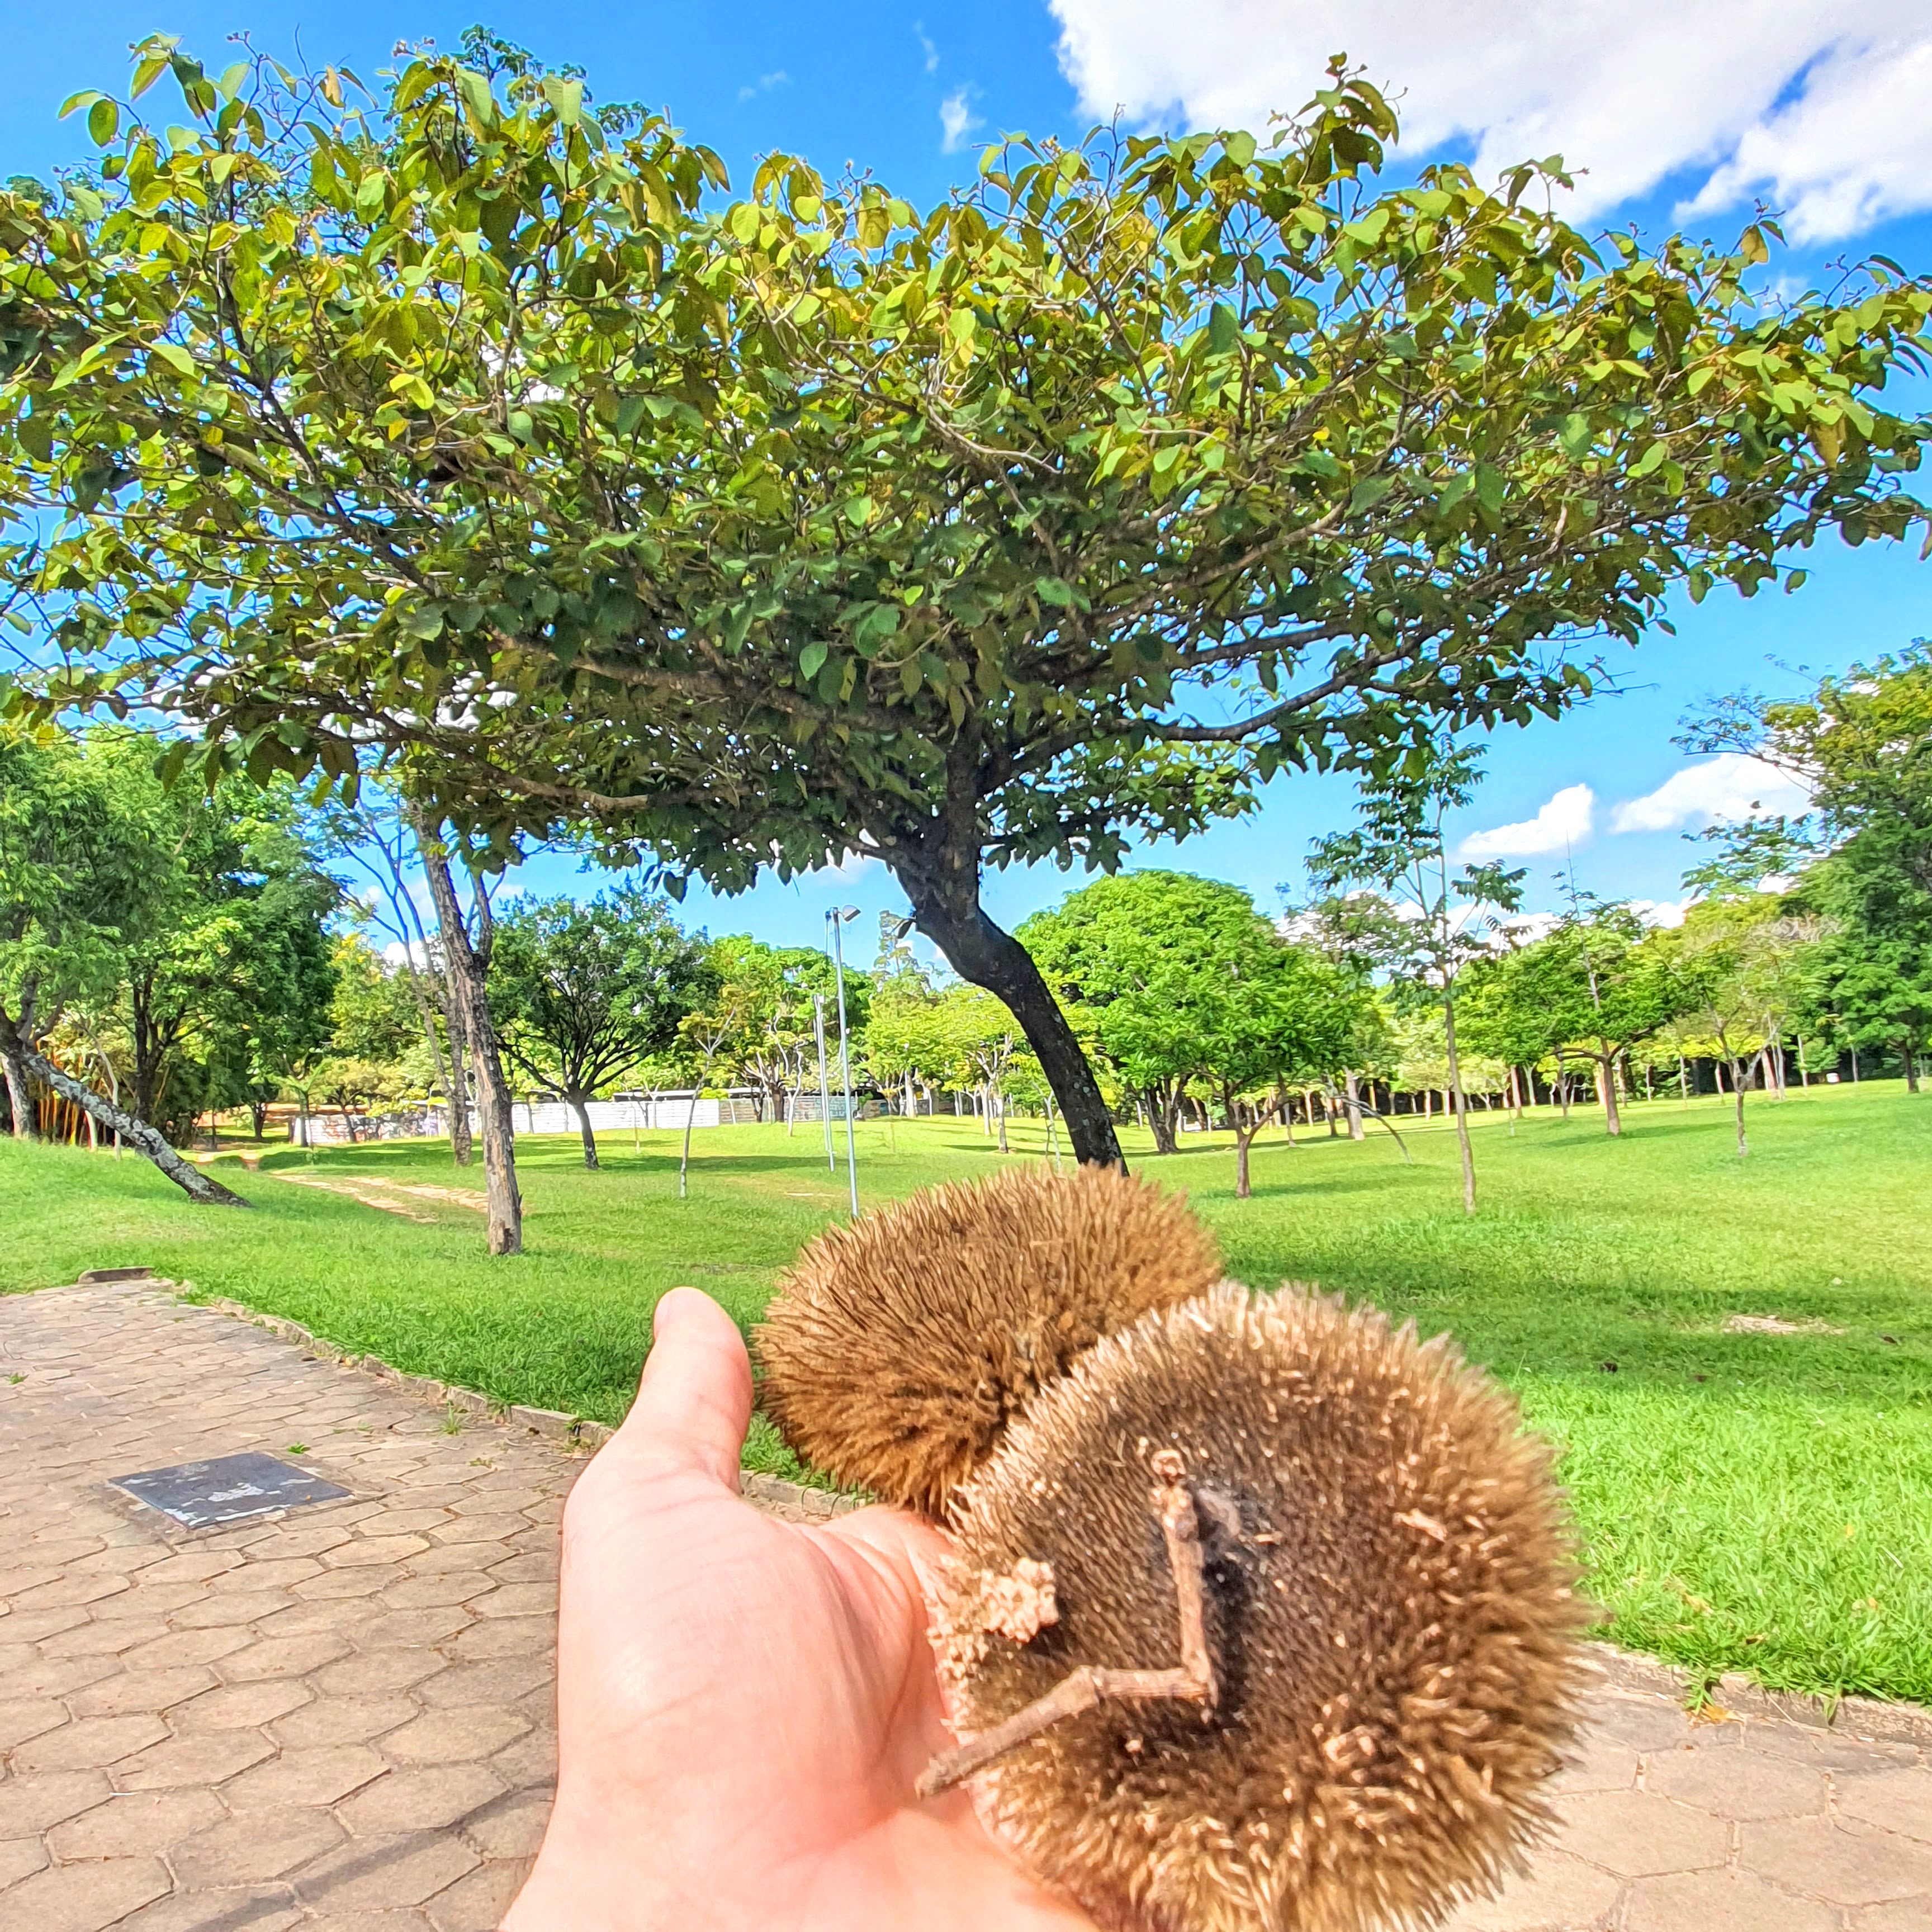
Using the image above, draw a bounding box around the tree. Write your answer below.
[1309,742,1523,1214]
[1191,933,1355,1198]
[7,42,1928,1170]
[1691,646,1932,1091]
[1462,905,1676,1135]
[1283,889,1412,1137]
[414,816,523,1253]
[490,887,708,1167]
[1022,873,1255,1155]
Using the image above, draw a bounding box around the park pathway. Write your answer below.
[1,1281,1928,1932]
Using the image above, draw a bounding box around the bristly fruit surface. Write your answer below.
[939,1282,1587,1932]
[756,1166,1223,1516]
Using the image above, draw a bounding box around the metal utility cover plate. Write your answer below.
[111,1452,348,1528]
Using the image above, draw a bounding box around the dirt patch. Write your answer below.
[273,1173,437,1223]
[1722,1312,1845,1337]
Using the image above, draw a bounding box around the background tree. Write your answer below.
[709,937,853,1123]
[1309,742,1523,1214]
[490,887,708,1168]
[1021,872,1267,1156]
[1284,888,1413,1137]
[1464,905,1675,1135]
[8,42,1929,1169]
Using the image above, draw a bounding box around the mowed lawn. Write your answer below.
[6,1082,1929,1706]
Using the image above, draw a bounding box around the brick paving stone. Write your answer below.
[335,1765,505,1835]
[12,1712,169,1771]
[0,1835,51,1889]
[116,1884,306,1932]
[171,1807,347,1886]
[0,1696,69,1749]
[170,1678,313,1732]
[2,1855,172,1931]
[64,1666,216,1717]
[114,1727,280,1791]
[45,1789,226,1860]
[1840,1769,1932,1844]
[1742,1816,1932,1906]
[1551,1790,1731,1877]
[292,1832,481,1911]
[1623,1869,1840,1931]
[8,1278,1931,1932]
[1442,1850,1622,1930]
[1645,1740,1829,1817]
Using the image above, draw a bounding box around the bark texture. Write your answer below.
[415,815,523,1254]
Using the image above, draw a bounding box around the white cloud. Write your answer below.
[737,70,790,102]
[915,21,940,73]
[1608,754,1811,834]
[1459,783,1595,859]
[1045,1,1932,240]
[1630,897,1691,929]
[940,87,983,153]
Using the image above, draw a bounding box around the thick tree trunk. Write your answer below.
[416,816,522,1255]
[1343,1069,1365,1141]
[1140,1086,1180,1156]
[1903,1038,1920,1095]
[903,872,1124,1169]
[1234,1123,1253,1199]
[570,1092,599,1170]
[3,1040,35,1142]
[3,1019,249,1206]
[1730,1059,1749,1156]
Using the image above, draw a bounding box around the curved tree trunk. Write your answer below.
[903,875,1124,1171]
[8,1029,249,1206]
[570,1092,599,1170]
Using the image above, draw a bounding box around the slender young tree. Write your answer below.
[1310,742,1523,1214]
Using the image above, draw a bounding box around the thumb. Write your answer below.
[615,1286,753,1489]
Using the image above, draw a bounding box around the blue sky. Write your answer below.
[6,3,1929,960]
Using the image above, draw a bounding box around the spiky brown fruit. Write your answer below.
[756,1166,1223,1516]
[937,1282,1586,1932]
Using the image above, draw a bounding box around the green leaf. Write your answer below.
[1349,474,1394,514]
[1035,576,1076,608]
[1474,463,1505,512]
[87,98,120,146]
[148,341,195,377]
[798,640,829,680]
[1207,303,1240,356]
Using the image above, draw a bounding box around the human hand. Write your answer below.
[503,1286,1098,1932]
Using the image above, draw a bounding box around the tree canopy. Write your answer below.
[4,36,1929,1161]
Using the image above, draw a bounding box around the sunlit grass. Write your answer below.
[8,1079,1928,1703]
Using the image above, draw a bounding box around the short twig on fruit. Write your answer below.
[917,1449,1217,1798]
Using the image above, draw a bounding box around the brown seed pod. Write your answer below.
[931,1282,1587,1932]
[756,1165,1223,1515]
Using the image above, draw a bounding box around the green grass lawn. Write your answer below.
[7,1081,1929,1706]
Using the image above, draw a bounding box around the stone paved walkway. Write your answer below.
[2,1281,1929,1932]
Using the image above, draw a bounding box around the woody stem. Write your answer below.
[916,1459,1216,1800]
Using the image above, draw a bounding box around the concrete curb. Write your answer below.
[1584,1640,1932,1746]
[132,1277,864,1521]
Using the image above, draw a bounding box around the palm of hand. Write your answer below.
[505,1291,1096,1932]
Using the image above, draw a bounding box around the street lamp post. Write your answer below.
[827,907,861,1219]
